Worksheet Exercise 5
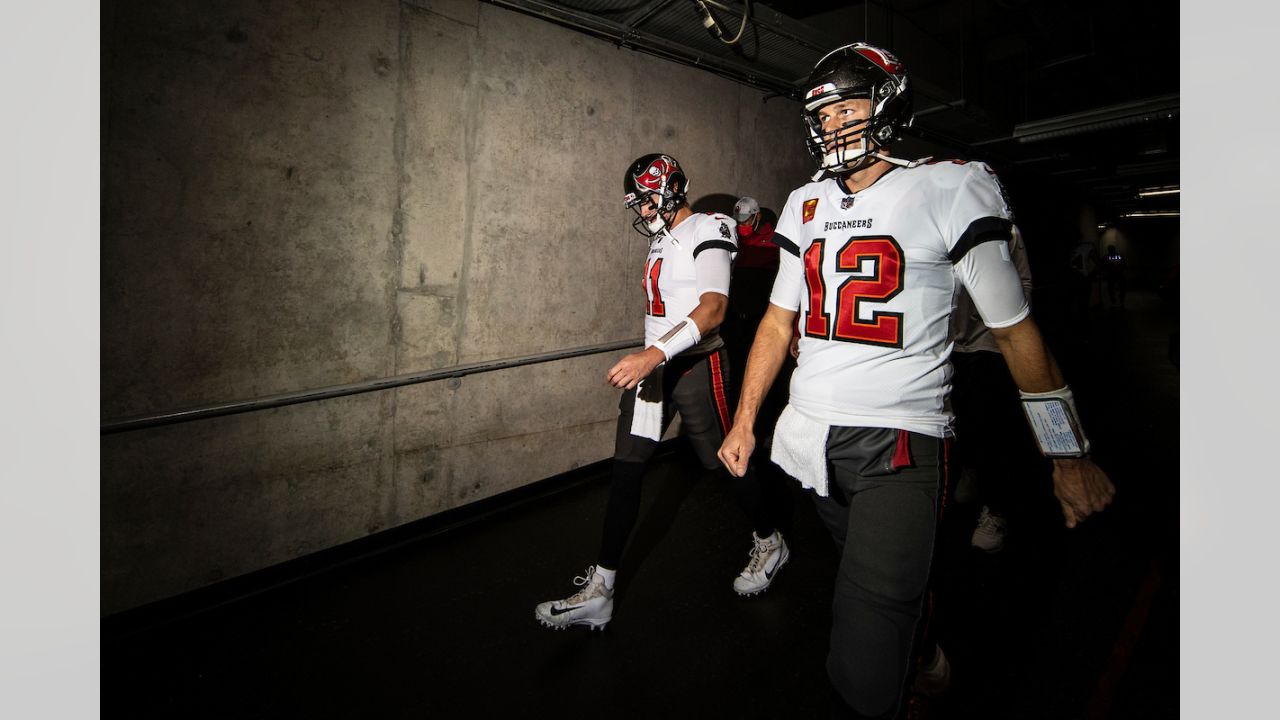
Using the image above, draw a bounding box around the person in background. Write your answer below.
[732,196,779,273]
[1103,244,1128,308]
[1068,235,1100,335]
[724,196,780,371]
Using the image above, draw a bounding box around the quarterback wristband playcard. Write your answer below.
[1021,398,1088,457]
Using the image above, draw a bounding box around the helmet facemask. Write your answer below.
[626,190,682,237]
[804,81,904,176]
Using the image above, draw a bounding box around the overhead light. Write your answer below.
[1138,185,1179,197]
[1121,208,1177,217]
[1012,94,1179,143]
[1097,224,1108,230]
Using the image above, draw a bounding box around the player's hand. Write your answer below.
[606,348,664,390]
[1050,457,1116,529]
[789,335,801,359]
[718,425,756,477]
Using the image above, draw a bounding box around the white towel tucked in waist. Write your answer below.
[629,368,665,441]
[770,403,832,496]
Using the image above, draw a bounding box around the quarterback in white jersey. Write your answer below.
[716,43,1115,719]
[534,153,791,634]
[769,159,1028,438]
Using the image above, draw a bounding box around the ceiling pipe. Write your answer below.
[625,0,680,32]
[480,0,799,95]
[699,0,832,52]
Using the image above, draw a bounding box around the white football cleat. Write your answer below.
[535,566,614,631]
[913,645,951,696]
[971,505,1007,553]
[733,531,790,596]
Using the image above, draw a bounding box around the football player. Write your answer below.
[717,44,1116,718]
[534,153,791,631]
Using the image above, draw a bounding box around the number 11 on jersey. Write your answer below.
[644,258,666,316]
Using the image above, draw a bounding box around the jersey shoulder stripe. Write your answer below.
[771,232,800,257]
[694,240,737,258]
[949,216,1013,264]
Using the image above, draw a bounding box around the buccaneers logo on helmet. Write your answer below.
[624,153,689,237]
[633,156,679,194]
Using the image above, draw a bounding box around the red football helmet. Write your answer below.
[623,153,689,237]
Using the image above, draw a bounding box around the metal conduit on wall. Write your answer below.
[101,338,645,435]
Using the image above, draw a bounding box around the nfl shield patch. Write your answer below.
[841,196,856,210]
[802,198,819,224]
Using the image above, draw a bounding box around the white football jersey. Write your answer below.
[643,211,738,354]
[769,159,1029,437]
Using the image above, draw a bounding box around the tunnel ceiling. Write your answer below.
[483,0,1179,221]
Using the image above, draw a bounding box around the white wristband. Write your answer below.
[650,316,702,361]
[1019,385,1092,458]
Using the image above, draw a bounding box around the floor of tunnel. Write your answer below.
[102,289,1179,720]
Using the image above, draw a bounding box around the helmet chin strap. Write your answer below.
[631,203,667,237]
[871,151,925,168]
[646,213,667,234]
[811,148,927,182]
[649,201,679,234]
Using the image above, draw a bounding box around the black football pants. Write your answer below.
[811,427,949,720]
[599,348,781,570]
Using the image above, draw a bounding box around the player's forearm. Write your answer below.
[991,316,1066,393]
[733,305,794,429]
[688,292,728,334]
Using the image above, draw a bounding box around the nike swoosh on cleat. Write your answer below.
[549,604,582,616]
[765,555,782,580]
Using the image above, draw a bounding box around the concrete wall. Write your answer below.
[101,0,813,614]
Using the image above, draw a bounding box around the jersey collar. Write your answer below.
[837,162,902,196]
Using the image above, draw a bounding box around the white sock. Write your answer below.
[595,565,617,590]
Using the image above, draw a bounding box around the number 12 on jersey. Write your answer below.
[803,236,905,348]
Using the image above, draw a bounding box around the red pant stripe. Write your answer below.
[708,352,731,434]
